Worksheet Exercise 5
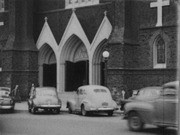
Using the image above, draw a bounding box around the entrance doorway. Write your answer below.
[65,60,89,92]
[43,63,56,87]
[100,62,105,86]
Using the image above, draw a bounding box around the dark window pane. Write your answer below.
[157,37,165,64]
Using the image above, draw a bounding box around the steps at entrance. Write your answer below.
[58,92,76,110]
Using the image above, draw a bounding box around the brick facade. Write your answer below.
[0,0,178,100]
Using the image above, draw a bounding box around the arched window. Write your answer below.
[153,35,166,68]
[0,0,4,12]
[157,36,165,64]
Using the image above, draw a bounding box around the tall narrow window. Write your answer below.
[154,35,166,68]
[0,0,4,12]
[157,37,165,64]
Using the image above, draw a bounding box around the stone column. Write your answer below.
[2,0,38,100]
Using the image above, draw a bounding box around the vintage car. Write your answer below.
[124,81,179,131]
[27,87,61,114]
[0,87,15,112]
[66,85,118,116]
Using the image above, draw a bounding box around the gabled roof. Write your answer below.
[34,3,114,45]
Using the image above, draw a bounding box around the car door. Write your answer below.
[154,96,165,124]
[162,88,178,126]
[154,88,177,126]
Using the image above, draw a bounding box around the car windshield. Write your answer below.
[0,90,10,98]
[137,87,161,99]
[161,88,177,96]
[94,89,107,93]
[36,89,56,97]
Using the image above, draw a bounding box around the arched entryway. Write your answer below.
[60,35,89,92]
[39,44,57,87]
[65,60,89,91]
[91,40,108,86]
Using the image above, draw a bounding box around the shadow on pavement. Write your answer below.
[139,127,178,135]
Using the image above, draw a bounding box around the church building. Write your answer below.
[0,0,178,100]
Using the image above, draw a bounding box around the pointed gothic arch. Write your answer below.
[36,10,113,93]
[59,34,89,92]
[38,43,57,87]
[91,39,108,85]
[149,30,170,69]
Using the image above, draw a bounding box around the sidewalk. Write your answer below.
[15,101,68,111]
[15,101,123,115]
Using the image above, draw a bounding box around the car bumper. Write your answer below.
[88,107,117,111]
[34,105,61,109]
[0,105,14,109]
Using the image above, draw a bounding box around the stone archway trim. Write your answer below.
[59,10,90,56]
[36,21,58,56]
[36,10,113,92]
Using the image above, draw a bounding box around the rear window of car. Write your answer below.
[161,88,177,96]
[137,88,161,99]
[94,89,107,93]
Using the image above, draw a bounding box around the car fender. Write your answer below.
[125,101,154,123]
[67,99,76,111]
[81,99,91,110]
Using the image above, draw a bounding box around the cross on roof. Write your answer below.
[150,0,170,27]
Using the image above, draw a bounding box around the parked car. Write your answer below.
[66,85,118,116]
[124,81,179,131]
[27,87,61,114]
[0,87,15,112]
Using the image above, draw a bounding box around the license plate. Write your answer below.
[102,102,108,106]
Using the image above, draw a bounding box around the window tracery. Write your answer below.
[153,35,166,68]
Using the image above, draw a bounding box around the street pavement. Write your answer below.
[0,107,177,135]
[0,101,178,135]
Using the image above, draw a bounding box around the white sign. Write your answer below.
[0,67,2,72]
[0,22,4,26]
[150,0,170,27]
[65,0,99,9]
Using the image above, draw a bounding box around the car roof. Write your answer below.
[140,86,162,91]
[162,81,179,89]
[78,85,108,90]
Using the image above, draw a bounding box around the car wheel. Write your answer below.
[128,111,144,131]
[81,105,87,116]
[158,126,167,129]
[107,111,113,116]
[55,108,60,114]
[68,106,72,114]
[31,107,37,114]
[28,106,31,113]
[9,107,14,113]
